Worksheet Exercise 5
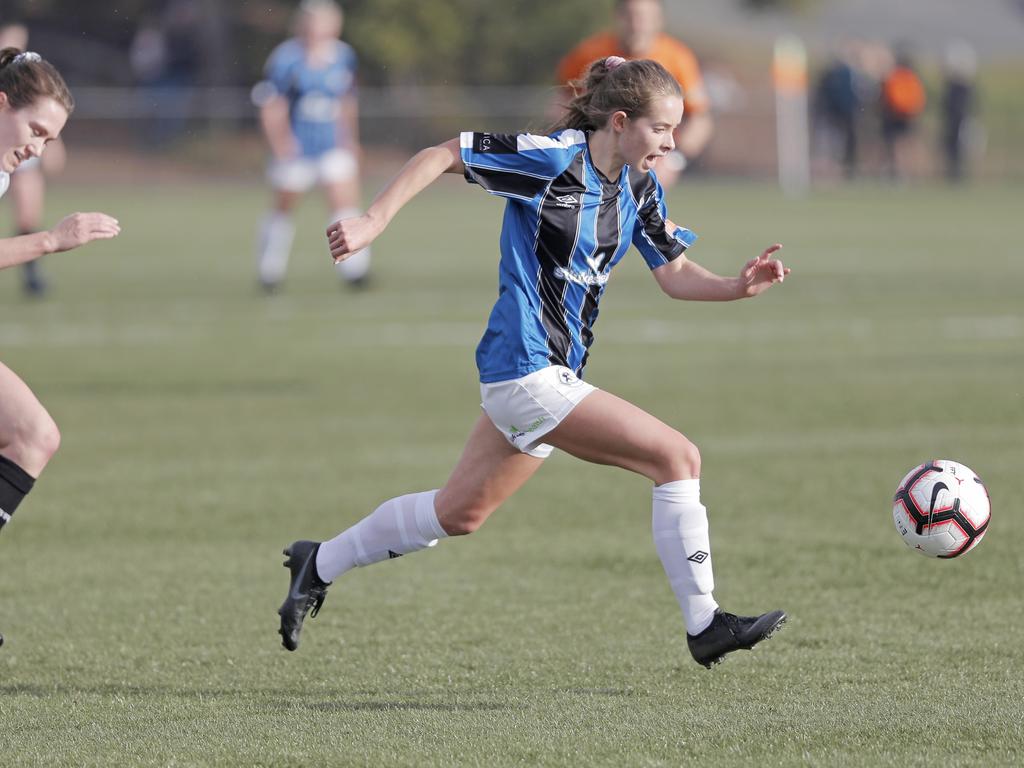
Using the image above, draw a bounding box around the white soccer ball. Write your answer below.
[892,460,991,558]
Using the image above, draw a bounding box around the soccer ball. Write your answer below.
[892,460,991,558]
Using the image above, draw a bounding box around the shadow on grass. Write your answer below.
[0,682,518,712]
[0,681,638,712]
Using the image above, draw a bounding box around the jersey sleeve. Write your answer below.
[252,42,296,106]
[631,176,697,269]
[460,131,585,202]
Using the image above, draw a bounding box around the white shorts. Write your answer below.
[267,149,357,192]
[480,365,597,459]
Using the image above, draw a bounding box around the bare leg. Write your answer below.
[434,414,546,534]
[12,168,47,296]
[544,389,700,484]
[257,189,301,289]
[0,362,60,477]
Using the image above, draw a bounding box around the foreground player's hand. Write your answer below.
[740,244,789,297]
[327,213,380,263]
[48,213,121,253]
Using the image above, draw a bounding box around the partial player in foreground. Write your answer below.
[279,57,789,668]
[252,0,370,292]
[0,23,66,298]
[0,48,121,647]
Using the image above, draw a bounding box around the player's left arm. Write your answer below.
[653,238,789,301]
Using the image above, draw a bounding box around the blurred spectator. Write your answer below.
[941,40,979,183]
[251,0,370,292]
[129,0,202,147]
[880,46,926,180]
[556,0,713,186]
[0,22,66,298]
[813,43,863,179]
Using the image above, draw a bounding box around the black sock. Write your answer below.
[0,455,35,532]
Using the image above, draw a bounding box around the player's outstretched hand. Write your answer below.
[327,213,381,264]
[48,212,121,253]
[740,244,790,297]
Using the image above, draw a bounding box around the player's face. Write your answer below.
[298,7,342,47]
[617,0,663,56]
[618,94,682,172]
[0,95,67,173]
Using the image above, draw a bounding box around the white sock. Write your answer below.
[257,211,295,285]
[331,207,371,282]
[315,490,447,583]
[652,479,719,635]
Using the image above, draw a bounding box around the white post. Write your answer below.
[773,35,810,197]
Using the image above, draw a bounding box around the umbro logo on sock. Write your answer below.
[388,550,403,559]
[687,551,709,564]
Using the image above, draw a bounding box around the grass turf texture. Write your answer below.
[1,179,1021,766]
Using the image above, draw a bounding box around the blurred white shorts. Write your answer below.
[13,157,40,174]
[480,365,596,459]
[268,149,357,192]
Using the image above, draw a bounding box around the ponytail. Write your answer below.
[554,56,680,132]
[0,47,74,114]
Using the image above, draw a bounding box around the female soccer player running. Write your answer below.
[0,48,121,645]
[279,58,790,668]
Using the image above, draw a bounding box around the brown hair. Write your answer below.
[0,48,74,114]
[554,58,680,132]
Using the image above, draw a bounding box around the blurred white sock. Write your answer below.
[331,207,371,282]
[652,479,719,635]
[315,490,447,583]
[257,211,294,286]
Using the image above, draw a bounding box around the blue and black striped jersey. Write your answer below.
[259,39,357,158]
[461,129,696,383]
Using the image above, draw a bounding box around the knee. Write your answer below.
[654,433,701,484]
[434,492,492,537]
[10,412,61,475]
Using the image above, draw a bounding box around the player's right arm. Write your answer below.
[0,212,120,270]
[253,43,300,160]
[327,138,463,262]
[259,96,298,161]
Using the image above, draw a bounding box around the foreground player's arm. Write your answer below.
[0,212,121,270]
[327,138,463,262]
[653,241,788,301]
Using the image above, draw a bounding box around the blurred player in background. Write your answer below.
[557,0,713,186]
[880,46,926,180]
[252,0,369,292]
[0,23,66,298]
[0,48,121,647]
[279,57,789,668]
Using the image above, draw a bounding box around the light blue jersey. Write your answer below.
[460,130,697,384]
[261,39,357,158]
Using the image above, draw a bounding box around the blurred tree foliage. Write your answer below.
[343,0,613,86]
[740,0,819,11]
[0,0,614,86]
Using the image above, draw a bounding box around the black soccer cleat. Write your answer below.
[278,540,330,652]
[687,608,787,668]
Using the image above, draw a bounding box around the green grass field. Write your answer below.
[1,177,1021,766]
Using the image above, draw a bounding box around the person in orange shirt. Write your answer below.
[880,49,926,180]
[557,0,713,186]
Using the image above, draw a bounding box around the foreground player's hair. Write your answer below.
[0,47,73,113]
[555,57,680,132]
